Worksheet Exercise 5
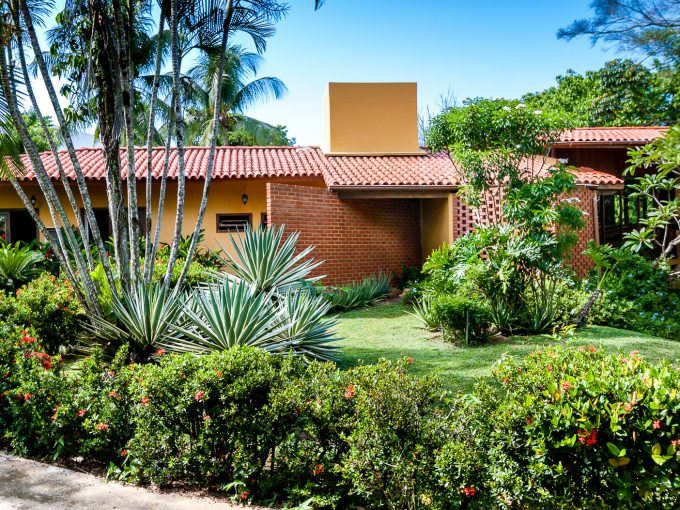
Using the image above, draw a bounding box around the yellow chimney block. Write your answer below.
[322,82,424,156]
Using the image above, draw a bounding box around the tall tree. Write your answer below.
[558,0,680,65]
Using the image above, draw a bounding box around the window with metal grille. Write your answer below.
[216,213,252,232]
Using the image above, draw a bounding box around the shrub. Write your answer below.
[324,273,391,312]
[127,347,303,489]
[490,346,680,507]
[12,273,85,354]
[431,294,491,345]
[0,242,43,292]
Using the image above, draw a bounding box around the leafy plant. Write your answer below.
[431,294,491,345]
[88,282,186,361]
[325,273,391,311]
[0,242,43,292]
[409,295,438,331]
[218,225,322,293]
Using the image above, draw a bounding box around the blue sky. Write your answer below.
[34,0,622,146]
[239,0,620,145]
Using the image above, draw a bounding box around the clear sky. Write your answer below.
[32,0,622,146]
[239,0,620,145]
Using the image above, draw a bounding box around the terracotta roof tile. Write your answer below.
[556,126,668,145]
[19,146,327,181]
[16,146,622,189]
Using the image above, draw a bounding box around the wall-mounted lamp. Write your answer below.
[241,193,248,205]
[30,195,37,207]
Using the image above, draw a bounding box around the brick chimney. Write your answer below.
[322,82,423,155]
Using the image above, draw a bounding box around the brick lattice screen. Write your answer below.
[267,183,422,285]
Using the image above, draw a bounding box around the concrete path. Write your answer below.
[0,452,270,510]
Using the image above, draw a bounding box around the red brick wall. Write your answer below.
[452,188,598,277]
[267,183,421,285]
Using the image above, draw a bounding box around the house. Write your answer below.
[0,83,667,284]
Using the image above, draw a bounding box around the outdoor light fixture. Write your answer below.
[241,193,248,205]
[30,195,37,206]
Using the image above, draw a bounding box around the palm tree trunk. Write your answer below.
[142,14,166,281]
[112,0,141,284]
[13,27,95,270]
[164,0,187,285]
[89,0,131,291]
[19,0,117,296]
[0,47,102,314]
[177,0,235,287]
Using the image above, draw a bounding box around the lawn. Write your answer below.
[335,300,680,392]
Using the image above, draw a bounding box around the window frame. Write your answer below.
[216,213,253,233]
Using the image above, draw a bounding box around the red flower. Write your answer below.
[120,449,128,457]
[108,391,121,399]
[203,415,211,421]
[407,357,413,364]
[194,390,205,402]
[588,345,598,353]
[630,351,640,357]
[344,384,355,399]
[461,486,476,497]
[21,334,35,344]
[96,422,109,431]
[313,463,324,476]
[77,409,87,417]
[42,358,52,370]
[240,491,250,501]
[501,377,509,384]
[216,370,223,379]
[561,381,573,391]
[154,349,166,356]
[140,396,151,406]
[23,393,32,401]
[578,428,598,446]
[653,420,662,430]
[671,439,679,447]
[624,402,633,412]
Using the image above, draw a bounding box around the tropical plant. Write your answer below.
[163,279,287,353]
[409,295,438,331]
[0,243,43,292]
[88,282,186,361]
[273,289,339,362]
[218,225,322,293]
[324,273,391,311]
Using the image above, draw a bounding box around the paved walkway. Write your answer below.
[0,452,269,510]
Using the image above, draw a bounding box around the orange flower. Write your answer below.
[194,390,205,402]
[120,449,128,457]
[653,420,662,430]
[140,396,151,406]
[77,409,87,417]
[313,464,324,476]
[344,385,355,399]
[203,415,211,421]
[588,345,598,353]
[96,422,109,431]
[407,357,413,364]
[154,349,166,356]
[23,393,32,401]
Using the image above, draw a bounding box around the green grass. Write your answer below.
[335,301,680,392]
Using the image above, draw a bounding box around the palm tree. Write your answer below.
[182,45,287,145]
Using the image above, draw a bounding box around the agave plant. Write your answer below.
[0,242,44,291]
[326,272,392,311]
[409,295,438,331]
[218,225,323,292]
[88,282,186,360]
[163,279,289,353]
[273,290,340,362]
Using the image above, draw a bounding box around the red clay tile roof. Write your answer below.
[556,126,668,145]
[16,146,622,189]
[19,146,327,181]
[324,152,456,188]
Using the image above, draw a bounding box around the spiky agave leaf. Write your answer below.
[87,281,187,353]
[163,278,289,353]
[0,242,43,291]
[273,289,340,362]
[217,225,323,293]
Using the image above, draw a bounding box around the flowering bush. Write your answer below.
[491,346,680,507]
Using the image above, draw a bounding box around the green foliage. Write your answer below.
[219,225,322,293]
[88,282,186,362]
[1,322,679,508]
[12,273,85,354]
[0,242,44,292]
[523,59,679,126]
[431,294,490,345]
[323,273,391,312]
[491,346,680,507]
[408,295,438,331]
[624,125,680,260]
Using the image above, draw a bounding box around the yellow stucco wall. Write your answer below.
[322,82,423,155]
[0,177,325,254]
[420,195,454,259]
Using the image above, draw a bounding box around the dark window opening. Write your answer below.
[217,213,252,233]
[0,209,38,244]
[260,213,268,229]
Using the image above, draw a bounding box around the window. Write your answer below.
[260,213,268,229]
[216,213,252,233]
